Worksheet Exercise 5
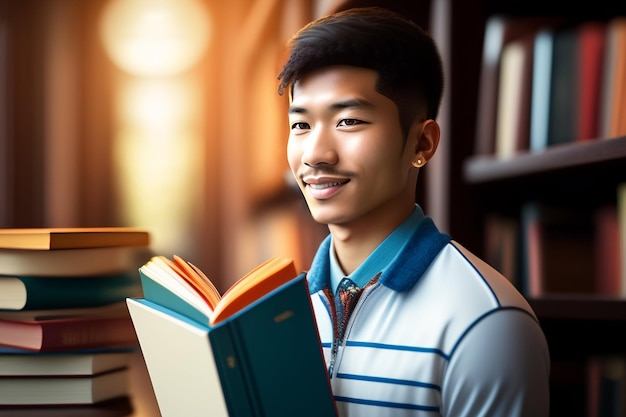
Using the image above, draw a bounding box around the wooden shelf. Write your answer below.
[463,136,626,209]
[464,136,626,185]
[530,295,626,322]
[529,296,626,360]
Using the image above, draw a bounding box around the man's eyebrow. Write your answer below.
[329,98,375,111]
[288,98,375,115]
[288,105,307,115]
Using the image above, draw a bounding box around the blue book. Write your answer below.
[529,29,554,152]
[127,256,337,417]
[0,272,141,311]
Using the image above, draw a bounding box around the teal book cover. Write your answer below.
[138,268,210,325]
[224,274,337,417]
[0,273,141,311]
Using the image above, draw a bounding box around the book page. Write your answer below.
[158,256,221,309]
[141,258,213,317]
[142,255,298,326]
[211,257,297,325]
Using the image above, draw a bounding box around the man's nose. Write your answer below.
[302,126,338,167]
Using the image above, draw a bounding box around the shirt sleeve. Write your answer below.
[441,308,551,417]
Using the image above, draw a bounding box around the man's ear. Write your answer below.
[412,119,440,167]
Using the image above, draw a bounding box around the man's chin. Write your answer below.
[307,208,333,225]
[305,199,355,226]
[308,209,349,227]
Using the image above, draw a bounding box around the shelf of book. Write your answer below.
[460,6,626,413]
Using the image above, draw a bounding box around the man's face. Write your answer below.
[287,65,418,229]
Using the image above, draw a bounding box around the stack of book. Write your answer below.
[0,228,150,410]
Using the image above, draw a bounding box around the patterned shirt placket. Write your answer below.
[328,277,363,377]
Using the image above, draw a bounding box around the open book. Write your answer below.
[127,255,337,417]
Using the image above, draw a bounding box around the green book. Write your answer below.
[127,256,337,417]
[0,273,141,311]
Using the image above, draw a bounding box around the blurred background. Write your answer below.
[0,0,449,291]
[5,2,625,415]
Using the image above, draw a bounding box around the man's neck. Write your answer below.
[329,202,415,276]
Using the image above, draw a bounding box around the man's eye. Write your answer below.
[291,122,310,130]
[337,119,364,127]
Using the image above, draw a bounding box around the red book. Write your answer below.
[577,21,607,142]
[521,203,595,297]
[594,205,620,295]
[483,212,519,287]
[0,303,137,352]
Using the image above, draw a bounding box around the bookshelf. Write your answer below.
[459,1,626,413]
[465,138,626,355]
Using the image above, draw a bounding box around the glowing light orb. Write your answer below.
[100,0,211,77]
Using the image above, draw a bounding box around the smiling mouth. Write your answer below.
[307,180,349,189]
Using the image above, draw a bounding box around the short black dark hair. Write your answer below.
[277,7,444,134]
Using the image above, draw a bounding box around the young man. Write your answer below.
[277,7,550,417]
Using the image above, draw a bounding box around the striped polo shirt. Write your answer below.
[306,206,550,417]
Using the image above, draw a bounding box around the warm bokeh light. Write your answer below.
[99,0,209,256]
[99,0,211,76]
[113,117,203,254]
[117,80,198,137]
[112,78,205,255]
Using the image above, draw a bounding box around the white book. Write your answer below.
[495,39,529,158]
[0,368,129,405]
[0,246,142,276]
[127,298,229,417]
[0,349,131,376]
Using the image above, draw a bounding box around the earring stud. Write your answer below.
[413,159,423,168]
